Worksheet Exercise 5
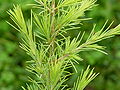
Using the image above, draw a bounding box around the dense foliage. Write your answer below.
[0,0,120,90]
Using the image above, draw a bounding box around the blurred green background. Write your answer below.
[0,0,120,90]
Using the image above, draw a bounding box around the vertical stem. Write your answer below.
[51,0,55,33]
[49,0,55,90]
[50,0,56,56]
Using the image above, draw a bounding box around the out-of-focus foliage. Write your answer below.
[0,0,120,90]
[86,0,120,90]
[0,0,33,90]
[67,0,120,90]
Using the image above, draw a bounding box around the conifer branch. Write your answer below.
[8,0,120,90]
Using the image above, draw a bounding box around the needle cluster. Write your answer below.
[8,0,120,90]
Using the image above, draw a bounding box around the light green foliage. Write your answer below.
[8,0,120,90]
[82,0,120,89]
[73,66,99,90]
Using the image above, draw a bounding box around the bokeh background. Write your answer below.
[0,0,120,90]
